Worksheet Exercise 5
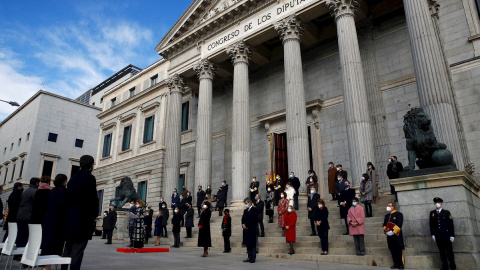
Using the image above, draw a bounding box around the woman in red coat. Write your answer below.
[284,205,297,255]
[277,192,289,237]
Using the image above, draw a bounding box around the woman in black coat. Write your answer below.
[198,201,212,257]
[314,199,330,255]
[222,209,232,253]
[3,182,23,242]
[161,202,169,238]
[30,176,53,224]
[184,203,194,238]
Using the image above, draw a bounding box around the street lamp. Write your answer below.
[0,99,20,107]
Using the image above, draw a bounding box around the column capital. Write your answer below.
[428,0,440,17]
[227,41,252,65]
[193,59,216,80]
[167,74,186,94]
[274,15,304,43]
[325,0,359,20]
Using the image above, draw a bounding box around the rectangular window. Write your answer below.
[137,181,147,202]
[48,132,58,142]
[26,132,30,141]
[97,190,104,216]
[3,168,8,184]
[129,87,135,98]
[102,133,112,158]
[18,138,21,146]
[179,174,185,193]
[10,164,15,181]
[75,139,84,148]
[122,125,132,151]
[10,143,13,150]
[150,75,158,86]
[92,102,95,106]
[42,160,54,177]
[143,116,155,144]
[19,160,24,178]
[71,165,80,179]
[111,98,116,107]
[100,97,103,104]
[181,101,189,132]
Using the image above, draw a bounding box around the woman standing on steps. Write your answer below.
[360,173,373,218]
[366,162,379,204]
[284,205,297,255]
[315,199,330,255]
[198,201,212,257]
[277,191,289,237]
[154,210,163,246]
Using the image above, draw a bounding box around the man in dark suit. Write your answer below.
[308,187,321,236]
[387,156,403,202]
[178,195,188,227]
[216,181,228,216]
[335,174,347,218]
[335,164,348,179]
[339,180,355,235]
[104,206,117,245]
[242,198,258,263]
[254,194,265,237]
[196,185,206,217]
[171,207,182,248]
[62,155,98,270]
[3,182,23,242]
[274,175,284,206]
[430,197,456,270]
[144,205,153,244]
[289,172,300,210]
[249,177,259,201]
[383,202,405,269]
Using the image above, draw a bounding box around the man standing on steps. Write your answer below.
[387,156,403,202]
[249,177,259,201]
[336,164,348,180]
[383,202,405,269]
[339,180,355,235]
[335,174,347,218]
[289,172,300,210]
[255,194,265,237]
[429,197,456,270]
[242,198,258,263]
[197,185,206,218]
[327,162,337,201]
[216,181,228,216]
[308,187,320,236]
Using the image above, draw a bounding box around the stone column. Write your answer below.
[326,0,375,187]
[193,59,216,194]
[274,15,310,192]
[227,41,252,205]
[403,0,464,169]
[163,74,186,197]
[158,93,168,147]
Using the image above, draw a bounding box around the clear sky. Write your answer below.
[0,0,193,120]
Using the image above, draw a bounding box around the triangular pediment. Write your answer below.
[155,0,245,55]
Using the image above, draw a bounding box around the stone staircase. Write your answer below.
[150,193,436,269]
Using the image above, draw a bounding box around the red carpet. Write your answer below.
[117,248,170,253]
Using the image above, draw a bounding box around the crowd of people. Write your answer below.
[0,155,457,270]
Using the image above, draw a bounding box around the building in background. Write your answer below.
[76,64,142,108]
[0,90,101,208]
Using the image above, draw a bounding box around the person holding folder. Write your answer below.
[383,202,405,269]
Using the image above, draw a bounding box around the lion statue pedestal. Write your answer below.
[400,108,457,178]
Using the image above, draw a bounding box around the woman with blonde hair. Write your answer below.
[154,209,163,246]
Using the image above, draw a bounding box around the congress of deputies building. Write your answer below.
[92,0,480,252]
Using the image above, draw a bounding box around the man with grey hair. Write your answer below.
[242,197,258,263]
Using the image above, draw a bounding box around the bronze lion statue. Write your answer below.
[403,108,456,170]
[109,176,140,209]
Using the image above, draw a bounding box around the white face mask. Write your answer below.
[362,177,365,180]
[104,214,107,216]
[287,209,292,213]
[276,176,280,180]
[318,204,323,208]
[162,205,165,208]
[130,203,133,207]
[435,203,442,209]
[338,178,342,181]
[368,166,372,169]
[203,204,207,209]
[180,197,183,200]
[386,206,392,212]
[337,168,340,171]
[289,174,293,178]
[252,179,255,182]
[157,212,159,215]
[267,188,271,192]
[389,159,392,163]
[136,204,140,208]
[174,210,178,213]
[281,194,284,198]
[187,193,190,196]
[310,190,315,194]
[160,199,163,202]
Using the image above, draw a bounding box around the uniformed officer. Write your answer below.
[383,202,405,269]
[429,197,456,270]
[249,177,259,201]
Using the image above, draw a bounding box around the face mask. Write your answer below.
[187,193,190,196]
[174,210,178,213]
[287,209,292,213]
[362,177,365,180]
[338,178,342,181]
[310,190,315,194]
[344,183,348,188]
[289,174,293,178]
[252,179,255,182]
[162,205,165,209]
[435,203,441,209]
[329,165,332,168]
[389,159,392,163]
[157,212,159,215]
[386,207,392,212]
[208,186,211,189]
[352,202,357,206]
[368,166,372,169]
[337,168,340,171]
[309,174,313,176]
[267,188,271,192]
[180,197,183,200]
[104,214,107,216]
[136,204,140,208]
[281,194,284,198]
[160,199,163,202]
[245,204,249,209]
[203,205,207,209]
[276,176,280,180]
[224,212,227,215]
[318,204,323,208]
[130,203,133,207]
[222,183,226,186]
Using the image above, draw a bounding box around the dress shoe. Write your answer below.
[249,259,255,263]
[391,265,399,269]
[343,232,349,235]
[243,259,251,263]
[309,233,316,236]
[398,266,404,269]
[105,242,112,245]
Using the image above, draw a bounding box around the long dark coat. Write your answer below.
[4,188,23,229]
[339,188,355,218]
[185,207,194,228]
[196,190,206,207]
[216,186,227,208]
[241,207,258,246]
[132,207,145,242]
[222,214,231,237]
[314,206,330,231]
[307,193,320,219]
[64,169,99,242]
[161,206,169,226]
[30,188,51,224]
[172,212,182,233]
[16,185,38,223]
[103,210,117,230]
[154,216,163,236]
[197,208,212,247]
[41,185,67,256]
[255,200,264,219]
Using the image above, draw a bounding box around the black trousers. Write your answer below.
[364,203,372,217]
[197,206,202,217]
[293,193,299,210]
[250,192,257,201]
[390,184,398,201]
[331,193,337,200]
[257,218,264,236]
[343,218,349,234]
[105,229,113,243]
[186,227,192,237]
[61,240,89,270]
[309,218,316,235]
[162,225,168,237]
[173,232,180,247]
[224,236,231,251]
[218,207,224,216]
[387,236,404,267]
[247,245,256,260]
[16,221,29,247]
[317,228,329,251]
[436,238,456,270]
